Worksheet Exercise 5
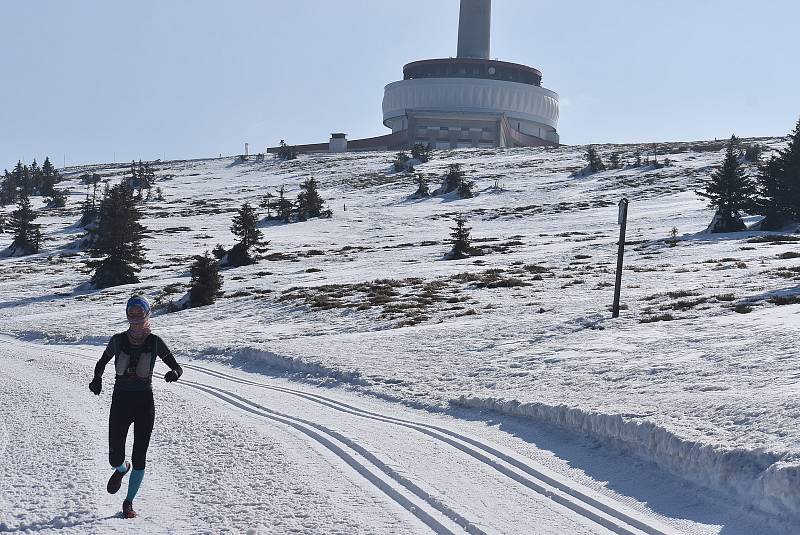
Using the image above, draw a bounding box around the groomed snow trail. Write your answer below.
[1,337,790,534]
[179,363,680,535]
[1,339,420,534]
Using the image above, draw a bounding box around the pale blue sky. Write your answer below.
[1,0,798,168]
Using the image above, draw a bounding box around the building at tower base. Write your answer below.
[383,58,560,149]
[383,0,559,150]
[267,0,558,155]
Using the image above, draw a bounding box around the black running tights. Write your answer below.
[108,390,155,470]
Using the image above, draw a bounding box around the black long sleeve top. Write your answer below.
[94,333,183,392]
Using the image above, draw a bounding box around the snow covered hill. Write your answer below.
[2,138,800,529]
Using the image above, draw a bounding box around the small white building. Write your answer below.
[329,133,348,153]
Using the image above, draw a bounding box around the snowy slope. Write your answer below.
[2,138,800,525]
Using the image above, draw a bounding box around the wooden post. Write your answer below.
[613,198,629,319]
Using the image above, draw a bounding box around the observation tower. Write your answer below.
[382,0,560,149]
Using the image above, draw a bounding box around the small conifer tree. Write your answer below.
[189,251,224,307]
[80,179,101,227]
[276,185,293,223]
[393,152,411,172]
[669,227,679,247]
[609,152,620,169]
[86,183,148,287]
[138,161,156,192]
[411,143,433,163]
[1,170,17,205]
[212,244,227,260]
[228,202,269,266]
[696,135,756,233]
[457,178,475,199]
[29,160,41,195]
[13,162,32,197]
[124,160,155,197]
[295,192,309,222]
[126,161,138,192]
[40,157,59,197]
[448,214,472,259]
[586,146,606,173]
[758,118,800,229]
[744,144,763,163]
[757,155,789,229]
[45,189,67,208]
[443,163,466,193]
[8,192,42,255]
[414,174,430,197]
[260,192,275,218]
[295,177,327,221]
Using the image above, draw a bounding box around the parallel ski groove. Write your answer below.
[184,362,682,535]
[1,338,680,534]
[0,339,477,535]
[179,379,474,535]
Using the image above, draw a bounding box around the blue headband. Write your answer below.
[126,296,151,315]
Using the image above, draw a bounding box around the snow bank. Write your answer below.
[228,347,369,386]
[453,395,800,521]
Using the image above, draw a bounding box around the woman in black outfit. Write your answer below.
[89,295,183,519]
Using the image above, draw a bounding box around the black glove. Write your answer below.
[164,370,180,383]
[89,376,102,395]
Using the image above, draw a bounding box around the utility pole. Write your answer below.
[612,198,629,319]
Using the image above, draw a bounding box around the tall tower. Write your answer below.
[382,0,560,149]
[457,0,491,59]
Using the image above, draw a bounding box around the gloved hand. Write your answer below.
[164,370,180,383]
[89,376,102,395]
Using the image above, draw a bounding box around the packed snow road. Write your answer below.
[0,336,788,534]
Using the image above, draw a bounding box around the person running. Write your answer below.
[89,295,183,519]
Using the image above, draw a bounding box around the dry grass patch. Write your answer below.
[778,251,800,260]
[771,294,800,306]
[748,235,800,244]
[640,313,676,323]
[661,297,709,311]
[666,289,700,299]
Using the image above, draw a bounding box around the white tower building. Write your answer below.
[382,0,560,149]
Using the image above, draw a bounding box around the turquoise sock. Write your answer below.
[125,469,145,502]
[115,462,128,473]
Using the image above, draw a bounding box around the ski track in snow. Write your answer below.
[2,336,795,534]
[0,340,423,535]
[179,363,679,535]
[0,338,625,535]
